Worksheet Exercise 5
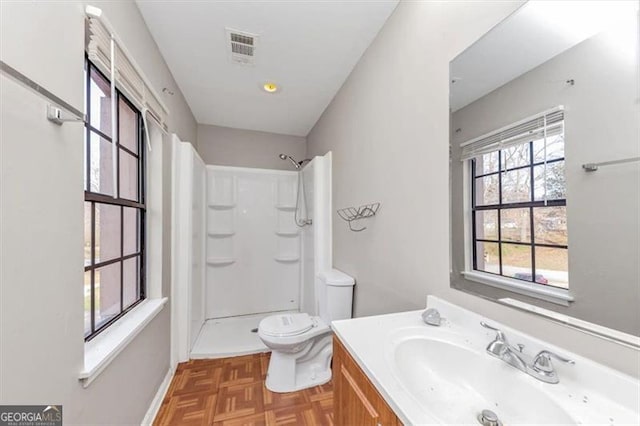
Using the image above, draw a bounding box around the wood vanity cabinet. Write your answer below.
[333,335,403,426]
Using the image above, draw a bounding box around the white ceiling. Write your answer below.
[136,0,398,136]
[450,1,637,112]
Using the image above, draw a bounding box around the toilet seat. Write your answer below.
[259,313,314,337]
[258,315,330,350]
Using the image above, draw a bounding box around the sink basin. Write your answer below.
[332,298,640,425]
[392,335,574,424]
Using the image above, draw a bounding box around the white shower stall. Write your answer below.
[172,145,332,362]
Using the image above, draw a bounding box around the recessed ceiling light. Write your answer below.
[263,82,279,93]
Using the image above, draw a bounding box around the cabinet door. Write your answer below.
[333,336,400,426]
[336,362,384,426]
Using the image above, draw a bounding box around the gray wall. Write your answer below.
[451,22,640,335]
[307,0,639,377]
[197,124,306,170]
[0,0,196,424]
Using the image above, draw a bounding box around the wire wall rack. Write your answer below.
[337,202,380,232]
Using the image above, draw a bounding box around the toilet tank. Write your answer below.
[318,269,355,323]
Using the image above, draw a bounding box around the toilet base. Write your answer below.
[264,333,333,393]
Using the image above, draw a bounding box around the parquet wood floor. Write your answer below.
[153,353,334,426]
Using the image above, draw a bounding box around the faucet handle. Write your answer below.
[480,321,508,343]
[533,350,575,374]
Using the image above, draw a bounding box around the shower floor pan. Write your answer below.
[190,311,297,359]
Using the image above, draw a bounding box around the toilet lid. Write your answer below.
[260,313,314,337]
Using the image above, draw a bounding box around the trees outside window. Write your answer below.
[472,134,568,289]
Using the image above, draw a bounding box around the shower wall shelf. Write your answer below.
[275,231,299,237]
[207,257,236,266]
[274,255,300,263]
[337,202,381,232]
[208,231,235,238]
[208,203,236,210]
[275,204,297,211]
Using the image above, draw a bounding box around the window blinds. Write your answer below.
[86,12,169,131]
[460,107,564,161]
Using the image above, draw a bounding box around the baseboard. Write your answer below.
[141,366,175,425]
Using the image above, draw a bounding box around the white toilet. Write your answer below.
[258,269,355,393]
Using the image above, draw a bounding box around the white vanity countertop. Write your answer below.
[331,296,640,426]
[333,309,437,425]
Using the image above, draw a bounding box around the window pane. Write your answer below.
[96,203,121,263]
[95,262,121,328]
[119,150,139,201]
[475,210,498,240]
[534,206,567,245]
[84,271,92,336]
[89,67,113,137]
[535,247,569,289]
[534,161,566,201]
[123,207,139,256]
[84,202,92,267]
[475,174,499,206]
[123,256,139,308]
[501,168,531,203]
[476,152,499,175]
[475,241,499,274]
[502,143,530,170]
[533,134,564,163]
[119,98,138,155]
[500,208,530,243]
[89,131,115,196]
[502,243,532,282]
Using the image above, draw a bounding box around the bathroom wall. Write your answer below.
[306,0,639,376]
[0,0,196,424]
[197,124,307,170]
[450,20,640,335]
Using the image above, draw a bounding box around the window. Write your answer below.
[468,110,568,291]
[84,60,145,340]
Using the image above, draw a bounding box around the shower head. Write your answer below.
[279,153,301,169]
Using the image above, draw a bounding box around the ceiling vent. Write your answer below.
[226,28,258,66]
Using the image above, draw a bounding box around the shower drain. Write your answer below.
[477,409,502,426]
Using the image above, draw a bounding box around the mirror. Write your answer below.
[449,1,639,345]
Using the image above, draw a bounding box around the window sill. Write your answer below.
[79,297,168,388]
[461,270,574,306]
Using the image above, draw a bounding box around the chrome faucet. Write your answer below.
[481,322,574,384]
